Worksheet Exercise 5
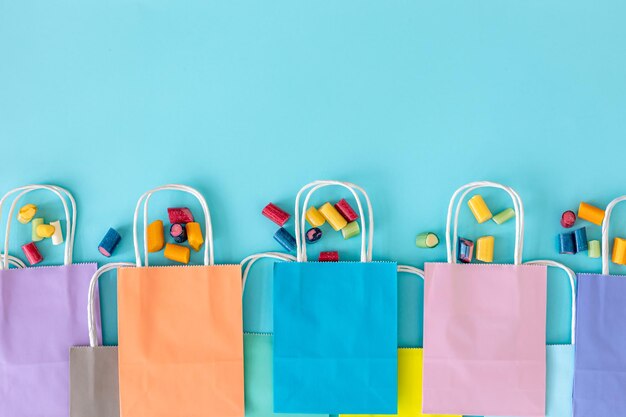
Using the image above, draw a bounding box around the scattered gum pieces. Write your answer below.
[493,208,515,225]
[50,220,63,245]
[18,204,37,224]
[164,243,190,264]
[588,240,601,258]
[32,218,44,241]
[306,206,326,227]
[147,220,165,252]
[415,232,439,248]
[468,195,492,223]
[578,202,605,226]
[476,236,494,263]
[341,221,360,240]
[186,222,204,251]
[319,202,347,231]
[612,237,626,265]
[36,224,55,238]
[560,210,576,228]
[22,242,43,265]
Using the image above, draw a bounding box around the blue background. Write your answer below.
[2,2,626,414]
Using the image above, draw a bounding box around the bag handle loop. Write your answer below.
[0,185,75,269]
[295,181,373,262]
[133,184,213,267]
[87,262,135,347]
[525,260,576,344]
[446,181,524,265]
[601,196,626,275]
[241,252,296,294]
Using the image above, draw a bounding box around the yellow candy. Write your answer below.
[318,202,348,231]
[578,202,605,226]
[36,224,55,238]
[186,222,204,251]
[612,237,626,265]
[305,206,326,227]
[32,218,44,241]
[18,204,37,224]
[164,243,190,264]
[467,195,492,223]
[147,220,164,253]
[476,236,494,263]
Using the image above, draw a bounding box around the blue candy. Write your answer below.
[574,227,588,252]
[98,227,121,257]
[274,227,297,252]
[557,232,576,254]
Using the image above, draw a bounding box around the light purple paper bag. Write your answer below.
[0,185,98,417]
[573,196,626,415]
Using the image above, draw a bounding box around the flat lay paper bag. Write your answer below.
[574,196,626,415]
[423,181,547,416]
[273,181,398,414]
[487,260,577,417]
[70,263,134,417]
[0,185,97,417]
[117,184,244,416]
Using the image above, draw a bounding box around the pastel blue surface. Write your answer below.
[573,274,626,415]
[1,5,626,416]
[273,261,398,414]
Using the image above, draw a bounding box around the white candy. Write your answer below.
[50,220,63,245]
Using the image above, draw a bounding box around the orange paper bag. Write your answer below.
[117,185,244,417]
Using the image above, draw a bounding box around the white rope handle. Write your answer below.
[397,264,425,279]
[241,252,296,294]
[524,260,576,344]
[133,184,214,267]
[295,181,373,262]
[87,262,135,347]
[601,196,626,275]
[0,185,76,269]
[446,181,524,265]
[0,254,27,269]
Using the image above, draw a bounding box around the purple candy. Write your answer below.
[305,227,322,244]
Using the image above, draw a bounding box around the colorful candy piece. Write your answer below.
[305,206,326,227]
[50,220,63,245]
[147,220,165,252]
[319,251,339,262]
[342,221,360,240]
[476,236,494,263]
[32,218,44,241]
[558,232,576,255]
[170,223,187,243]
[98,228,121,257]
[319,202,348,231]
[164,243,190,264]
[186,222,204,251]
[305,227,322,244]
[467,195,492,224]
[574,227,588,252]
[578,202,605,226]
[274,227,297,252]
[560,210,576,228]
[492,208,515,225]
[612,237,626,265]
[36,224,55,238]
[167,207,194,224]
[335,199,359,222]
[588,240,601,258]
[17,204,37,224]
[415,232,439,248]
[262,203,290,226]
[22,242,43,265]
[458,238,474,263]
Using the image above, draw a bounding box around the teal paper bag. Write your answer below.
[244,334,328,417]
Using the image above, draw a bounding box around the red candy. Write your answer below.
[22,242,43,265]
[168,207,194,224]
[335,199,359,222]
[561,210,576,228]
[318,251,339,262]
[262,203,290,226]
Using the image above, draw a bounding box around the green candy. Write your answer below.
[342,221,360,240]
[493,208,515,225]
[416,232,439,248]
[588,240,601,258]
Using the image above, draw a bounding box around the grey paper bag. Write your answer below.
[70,263,134,417]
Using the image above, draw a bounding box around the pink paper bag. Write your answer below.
[422,182,547,417]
